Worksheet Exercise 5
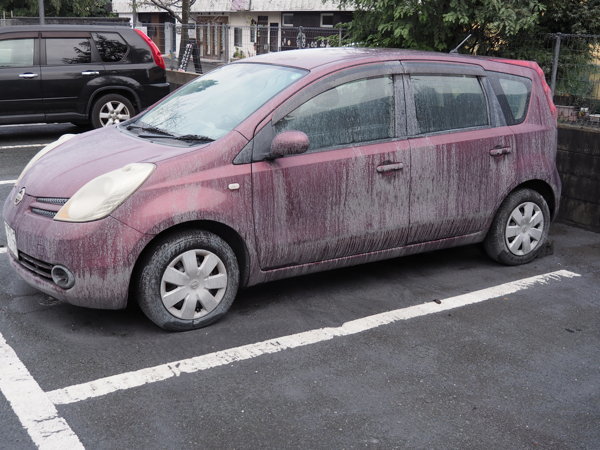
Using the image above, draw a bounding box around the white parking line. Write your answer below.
[0,248,6,254]
[47,269,580,406]
[0,180,17,185]
[0,143,49,150]
[0,332,84,449]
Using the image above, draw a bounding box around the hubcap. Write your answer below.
[98,101,131,126]
[160,249,228,320]
[505,202,544,256]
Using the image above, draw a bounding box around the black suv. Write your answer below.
[0,25,170,128]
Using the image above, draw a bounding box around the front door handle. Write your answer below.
[81,71,100,76]
[18,72,39,79]
[489,146,512,156]
[376,162,404,173]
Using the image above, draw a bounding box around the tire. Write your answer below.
[484,188,551,265]
[135,231,239,331]
[91,93,135,128]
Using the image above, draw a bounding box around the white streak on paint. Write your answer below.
[0,248,6,254]
[47,270,580,406]
[0,180,17,185]
[0,144,49,150]
[0,332,84,449]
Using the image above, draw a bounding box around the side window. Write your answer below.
[0,39,34,67]
[92,32,128,62]
[496,74,532,124]
[411,75,488,134]
[46,38,92,65]
[274,76,395,152]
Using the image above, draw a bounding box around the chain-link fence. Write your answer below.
[531,33,600,127]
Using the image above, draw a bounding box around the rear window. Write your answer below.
[411,75,488,134]
[46,38,92,65]
[93,32,128,62]
[495,73,532,124]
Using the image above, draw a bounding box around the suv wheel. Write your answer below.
[136,231,240,331]
[91,94,135,128]
[484,188,550,265]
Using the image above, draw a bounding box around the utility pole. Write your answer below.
[38,0,44,24]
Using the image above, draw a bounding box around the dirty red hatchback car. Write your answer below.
[3,48,560,330]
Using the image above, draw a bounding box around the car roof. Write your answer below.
[0,24,131,33]
[237,47,536,77]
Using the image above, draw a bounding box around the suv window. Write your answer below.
[46,38,92,65]
[411,75,488,134]
[274,76,395,151]
[496,74,532,124]
[0,39,34,67]
[93,32,128,62]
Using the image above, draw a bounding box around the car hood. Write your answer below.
[20,126,205,198]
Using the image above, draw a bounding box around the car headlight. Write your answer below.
[16,134,77,184]
[54,163,155,222]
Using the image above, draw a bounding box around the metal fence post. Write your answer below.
[550,32,562,96]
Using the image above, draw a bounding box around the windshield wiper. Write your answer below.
[126,124,173,136]
[175,134,215,143]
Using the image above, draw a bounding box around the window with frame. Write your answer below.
[282,13,293,27]
[320,13,334,27]
[92,32,128,62]
[274,76,395,152]
[234,27,243,47]
[0,39,34,67]
[46,38,92,65]
[411,75,488,134]
[496,73,532,124]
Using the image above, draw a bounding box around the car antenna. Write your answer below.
[450,34,472,54]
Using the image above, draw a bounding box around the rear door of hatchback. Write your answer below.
[40,30,104,121]
[403,61,517,244]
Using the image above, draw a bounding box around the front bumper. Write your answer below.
[3,190,150,310]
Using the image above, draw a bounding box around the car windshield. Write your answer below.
[131,63,307,141]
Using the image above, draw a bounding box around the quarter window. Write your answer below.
[496,74,532,124]
[411,75,488,134]
[46,38,92,65]
[274,76,395,152]
[0,39,34,67]
[93,32,128,62]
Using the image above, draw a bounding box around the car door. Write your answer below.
[403,62,516,244]
[251,64,411,270]
[40,31,104,119]
[0,32,43,124]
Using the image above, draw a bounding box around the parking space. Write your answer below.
[0,126,599,448]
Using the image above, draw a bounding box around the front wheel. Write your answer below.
[484,188,551,265]
[91,94,135,128]
[136,231,239,331]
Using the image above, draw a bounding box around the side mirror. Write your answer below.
[269,130,309,159]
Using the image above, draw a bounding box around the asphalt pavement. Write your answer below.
[0,124,598,449]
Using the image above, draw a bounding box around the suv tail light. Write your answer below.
[135,29,166,70]
[492,58,557,120]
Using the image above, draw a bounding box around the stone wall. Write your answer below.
[557,125,600,232]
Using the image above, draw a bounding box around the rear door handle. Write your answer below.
[18,73,39,79]
[376,162,404,173]
[81,71,100,76]
[489,146,512,156]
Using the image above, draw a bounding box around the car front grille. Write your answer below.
[18,251,53,280]
[30,197,68,219]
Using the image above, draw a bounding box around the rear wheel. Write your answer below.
[91,94,135,128]
[484,188,550,265]
[136,231,239,331]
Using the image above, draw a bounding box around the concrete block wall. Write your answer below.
[556,125,600,232]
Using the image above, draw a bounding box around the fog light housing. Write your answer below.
[51,265,75,289]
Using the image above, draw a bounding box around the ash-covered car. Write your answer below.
[3,48,560,330]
